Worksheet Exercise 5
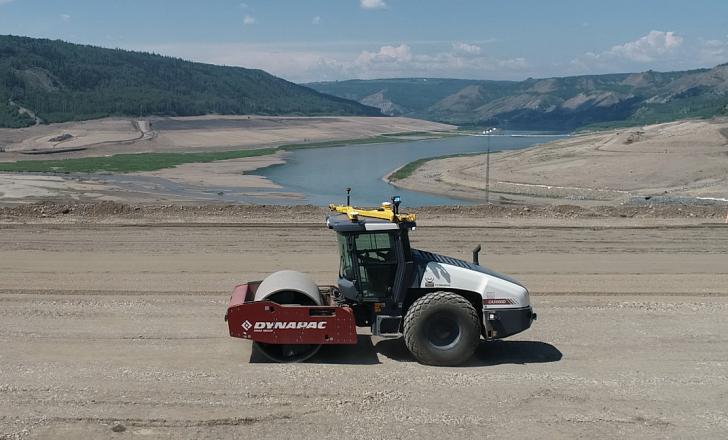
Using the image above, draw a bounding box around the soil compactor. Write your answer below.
[226,197,536,366]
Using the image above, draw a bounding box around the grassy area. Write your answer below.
[0,148,277,173]
[388,158,431,181]
[388,151,485,181]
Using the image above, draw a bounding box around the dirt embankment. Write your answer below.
[390,118,728,205]
[1,201,727,227]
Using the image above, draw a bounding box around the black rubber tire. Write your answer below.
[403,292,480,366]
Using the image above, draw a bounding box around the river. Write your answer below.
[256,132,564,206]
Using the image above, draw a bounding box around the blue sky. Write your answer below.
[1,0,727,82]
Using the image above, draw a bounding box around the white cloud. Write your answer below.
[0,0,16,5]
[452,42,481,55]
[699,38,728,65]
[133,41,530,83]
[606,30,683,62]
[356,44,412,64]
[60,14,71,22]
[348,43,527,81]
[312,16,321,25]
[243,15,256,25]
[238,2,248,8]
[570,30,687,73]
[360,0,387,10]
[581,30,683,64]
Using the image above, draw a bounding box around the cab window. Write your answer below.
[353,232,397,299]
[337,233,355,281]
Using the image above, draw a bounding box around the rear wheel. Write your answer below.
[404,292,480,366]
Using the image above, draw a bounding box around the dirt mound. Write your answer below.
[2,200,138,218]
[418,203,727,220]
[0,201,331,223]
[2,201,726,223]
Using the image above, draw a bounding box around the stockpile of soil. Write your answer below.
[421,204,728,219]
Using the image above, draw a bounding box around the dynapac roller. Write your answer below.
[226,195,536,366]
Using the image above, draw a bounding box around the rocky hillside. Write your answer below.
[308,65,728,130]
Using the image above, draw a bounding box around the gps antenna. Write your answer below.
[391,196,401,215]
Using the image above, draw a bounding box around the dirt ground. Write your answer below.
[1,206,727,439]
[391,118,728,205]
[0,115,454,161]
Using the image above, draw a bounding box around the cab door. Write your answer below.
[332,232,396,300]
[352,232,399,300]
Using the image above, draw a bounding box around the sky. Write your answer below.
[1,0,727,83]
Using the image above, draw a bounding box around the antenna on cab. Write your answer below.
[391,195,401,215]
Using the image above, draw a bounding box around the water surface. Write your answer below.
[257,133,564,206]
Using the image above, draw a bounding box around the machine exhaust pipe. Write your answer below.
[472,244,482,265]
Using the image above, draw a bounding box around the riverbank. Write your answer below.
[2,200,727,226]
[0,115,455,161]
[387,118,728,206]
[0,116,456,203]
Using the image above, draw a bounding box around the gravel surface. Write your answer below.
[1,217,727,439]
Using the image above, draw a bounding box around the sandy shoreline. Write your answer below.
[0,115,455,203]
[0,115,455,161]
[389,119,728,206]
[145,152,287,190]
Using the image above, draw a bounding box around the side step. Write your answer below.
[372,315,402,338]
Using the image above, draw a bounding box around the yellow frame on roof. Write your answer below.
[329,203,416,223]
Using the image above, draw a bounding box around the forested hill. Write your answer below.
[0,35,380,128]
[308,65,728,130]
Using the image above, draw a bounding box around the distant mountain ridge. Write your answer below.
[307,65,728,130]
[0,35,380,128]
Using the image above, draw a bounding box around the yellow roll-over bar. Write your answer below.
[329,202,416,223]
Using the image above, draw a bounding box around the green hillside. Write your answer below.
[308,65,728,130]
[0,35,380,127]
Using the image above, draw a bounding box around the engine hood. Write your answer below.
[411,249,525,288]
[410,249,530,308]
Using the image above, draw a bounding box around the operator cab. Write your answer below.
[326,198,416,307]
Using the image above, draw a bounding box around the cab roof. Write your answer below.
[326,212,416,232]
[326,201,416,233]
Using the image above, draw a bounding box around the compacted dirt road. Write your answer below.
[1,216,727,439]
